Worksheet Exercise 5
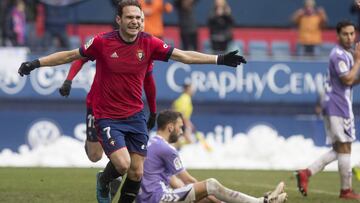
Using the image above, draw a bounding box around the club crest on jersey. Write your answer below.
[136,50,145,61]
[109,138,116,146]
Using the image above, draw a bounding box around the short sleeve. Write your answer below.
[150,36,174,62]
[162,147,184,175]
[332,53,350,77]
[79,35,102,61]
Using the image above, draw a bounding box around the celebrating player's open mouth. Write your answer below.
[127,26,140,33]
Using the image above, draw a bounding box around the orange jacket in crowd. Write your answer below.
[139,0,173,38]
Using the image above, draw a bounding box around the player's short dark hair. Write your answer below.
[117,0,142,17]
[157,110,182,130]
[336,20,355,34]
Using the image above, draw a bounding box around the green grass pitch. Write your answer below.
[0,168,359,203]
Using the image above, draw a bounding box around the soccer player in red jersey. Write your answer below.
[59,59,156,162]
[58,11,157,201]
[18,1,246,202]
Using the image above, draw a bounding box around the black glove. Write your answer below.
[147,112,157,131]
[217,50,247,67]
[18,59,40,76]
[59,80,72,97]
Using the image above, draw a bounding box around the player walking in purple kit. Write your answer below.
[296,20,360,200]
[136,110,287,203]
[17,1,246,202]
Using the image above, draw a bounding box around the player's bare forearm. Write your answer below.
[171,48,217,64]
[39,49,83,67]
[169,175,185,189]
[176,170,198,184]
[341,61,360,86]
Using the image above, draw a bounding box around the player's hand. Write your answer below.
[217,50,247,67]
[147,112,157,131]
[18,59,40,76]
[356,0,360,8]
[59,80,72,97]
[354,42,360,63]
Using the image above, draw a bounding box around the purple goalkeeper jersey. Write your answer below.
[136,136,184,203]
[323,45,354,119]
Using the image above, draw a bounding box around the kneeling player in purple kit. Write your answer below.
[136,110,288,203]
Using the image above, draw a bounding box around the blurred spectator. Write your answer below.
[139,0,172,39]
[172,82,195,146]
[174,0,198,51]
[3,0,26,46]
[292,0,327,56]
[0,0,12,46]
[24,0,39,50]
[110,0,120,29]
[350,0,360,30]
[207,0,234,54]
[42,3,70,51]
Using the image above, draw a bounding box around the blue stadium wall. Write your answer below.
[2,48,360,151]
[59,0,355,28]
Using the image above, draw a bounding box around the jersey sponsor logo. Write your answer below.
[338,60,349,73]
[173,157,183,170]
[84,37,94,50]
[136,49,145,61]
[111,52,119,58]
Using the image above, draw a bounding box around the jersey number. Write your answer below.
[87,114,95,128]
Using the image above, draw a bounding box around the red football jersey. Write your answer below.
[80,31,173,119]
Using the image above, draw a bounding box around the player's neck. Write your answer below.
[339,44,352,52]
[118,30,137,43]
[156,131,169,142]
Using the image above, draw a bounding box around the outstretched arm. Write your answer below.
[40,49,83,67]
[170,48,246,67]
[18,49,83,76]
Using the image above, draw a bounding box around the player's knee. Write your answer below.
[205,178,221,195]
[133,169,144,180]
[113,159,130,174]
[127,167,143,181]
[115,164,130,174]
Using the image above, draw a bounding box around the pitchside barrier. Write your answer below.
[1,48,359,151]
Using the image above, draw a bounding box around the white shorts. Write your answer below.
[159,184,195,203]
[324,115,356,145]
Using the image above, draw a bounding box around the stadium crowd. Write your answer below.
[0,0,356,57]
